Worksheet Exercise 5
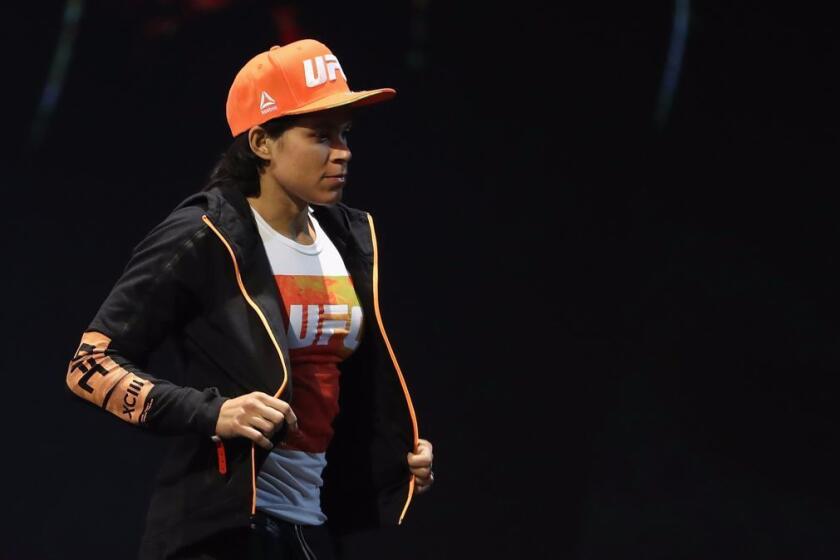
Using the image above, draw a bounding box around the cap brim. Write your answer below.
[283,88,396,116]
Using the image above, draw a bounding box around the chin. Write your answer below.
[320,190,343,206]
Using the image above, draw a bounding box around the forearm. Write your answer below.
[66,330,228,436]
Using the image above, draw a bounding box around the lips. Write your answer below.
[324,174,346,188]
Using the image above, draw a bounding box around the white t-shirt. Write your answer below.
[250,203,364,525]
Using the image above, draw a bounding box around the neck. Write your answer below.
[246,178,311,239]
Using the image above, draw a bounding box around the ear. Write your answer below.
[248,126,274,161]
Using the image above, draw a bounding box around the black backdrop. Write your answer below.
[3,1,838,558]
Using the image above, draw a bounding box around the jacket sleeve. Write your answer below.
[65,203,228,437]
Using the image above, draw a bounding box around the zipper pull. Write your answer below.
[214,438,228,475]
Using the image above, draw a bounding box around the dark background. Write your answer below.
[3,1,838,558]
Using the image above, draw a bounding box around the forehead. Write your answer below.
[293,107,354,129]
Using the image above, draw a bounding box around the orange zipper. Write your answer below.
[366,212,421,525]
[202,214,292,515]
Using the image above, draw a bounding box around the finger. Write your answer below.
[409,465,432,479]
[256,394,300,431]
[250,416,275,437]
[241,425,273,450]
[416,475,433,489]
[414,474,434,493]
[406,452,433,468]
[254,403,287,430]
[413,441,433,461]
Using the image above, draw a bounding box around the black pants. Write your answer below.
[171,510,338,559]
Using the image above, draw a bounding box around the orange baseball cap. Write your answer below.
[226,39,397,137]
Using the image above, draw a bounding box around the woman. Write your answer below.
[65,39,434,559]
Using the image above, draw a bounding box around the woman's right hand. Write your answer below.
[214,392,299,450]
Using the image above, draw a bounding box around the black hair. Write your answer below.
[202,116,296,197]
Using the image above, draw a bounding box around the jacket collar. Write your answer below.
[199,185,373,267]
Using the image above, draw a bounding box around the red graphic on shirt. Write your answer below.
[274,275,362,453]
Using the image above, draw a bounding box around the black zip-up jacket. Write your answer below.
[65,185,421,559]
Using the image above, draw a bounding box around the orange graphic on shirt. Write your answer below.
[274,275,362,452]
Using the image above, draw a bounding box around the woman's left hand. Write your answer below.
[407,438,435,494]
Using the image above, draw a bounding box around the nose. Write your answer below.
[332,140,351,164]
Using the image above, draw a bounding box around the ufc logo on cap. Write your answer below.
[304,55,346,88]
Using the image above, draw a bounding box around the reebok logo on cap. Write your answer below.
[225,39,397,137]
[259,91,277,115]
